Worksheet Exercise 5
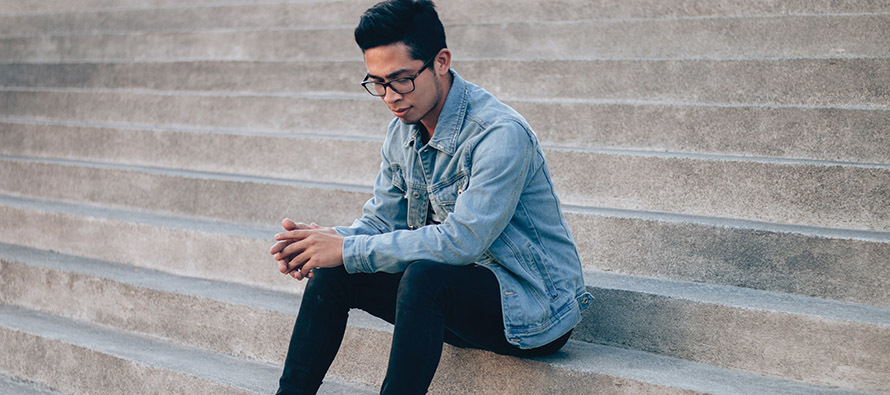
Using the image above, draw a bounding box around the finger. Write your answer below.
[278,259,290,274]
[275,239,309,261]
[282,218,297,230]
[300,260,314,279]
[275,229,310,241]
[282,218,311,231]
[309,222,319,229]
[287,253,309,274]
[269,239,294,255]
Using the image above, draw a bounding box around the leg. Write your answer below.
[381,262,571,395]
[277,266,402,395]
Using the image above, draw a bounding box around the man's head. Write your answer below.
[355,0,452,131]
[354,0,446,62]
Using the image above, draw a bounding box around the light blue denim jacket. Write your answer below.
[335,70,592,349]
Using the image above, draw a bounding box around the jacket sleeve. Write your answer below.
[341,120,538,274]
[334,141,410,238]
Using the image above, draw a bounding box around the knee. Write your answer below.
[397,261,449,304]
[302,265,349,301]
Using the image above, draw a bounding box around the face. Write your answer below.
[363,42,443,126]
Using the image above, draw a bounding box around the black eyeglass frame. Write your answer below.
[361,54,438,97]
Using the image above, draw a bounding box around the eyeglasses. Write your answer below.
[361,55,437,97]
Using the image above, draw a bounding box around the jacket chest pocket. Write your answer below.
[393,164,429,229]
[430,172,469,215]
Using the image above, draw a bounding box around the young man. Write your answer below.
[270,0,592,393]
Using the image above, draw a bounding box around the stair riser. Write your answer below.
[577,288,890,393]
[0,206,297,293]
[568,212,890,308]
[4,92,887,164]
[0,159,371,227]
[3,59,887,108]
[0,0,377,37]
[1,15,887,61]
[0,328,255,395]
[0,259,296,365]
[549,151,890,232]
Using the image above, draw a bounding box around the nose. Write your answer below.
[383,88,402,104]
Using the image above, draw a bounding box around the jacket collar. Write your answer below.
[404,69,468,155]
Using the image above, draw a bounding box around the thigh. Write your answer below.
[309,265,404,325]
[403,262,569,357]
[398,262,517,354]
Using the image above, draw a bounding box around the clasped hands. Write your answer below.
[269,218,345,281]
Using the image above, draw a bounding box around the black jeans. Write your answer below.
[276,261,571,395]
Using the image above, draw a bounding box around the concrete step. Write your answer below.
[0,0,377,37]
[0,304,375,395]
[0,372,63,395]
[4,306,874,395]
[0,193,296,293]
[2,58,887,109]
[4,127,889,232]
[3,0,889,35]
[2,166,889,309]
[2,244,887,393]
[2,89,887,165]
[1,14,886,62]
[2,0,888,21]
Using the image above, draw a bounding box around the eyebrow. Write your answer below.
[366,68,413,81]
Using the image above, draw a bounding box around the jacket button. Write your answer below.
[413,192,421,198]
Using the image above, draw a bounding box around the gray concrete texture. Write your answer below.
[1,14,888,62]
[2,0,889,393]
[3,90,887,164]
[0,372,63,395]
[2,162,889,308]
[0,305,376,395]
[2,245,887,393]
[4,130,889,232]
[1,57,887,109]
[3,0,890,35]
[2,0,889,22]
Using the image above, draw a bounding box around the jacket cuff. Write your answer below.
[342,235,371,274]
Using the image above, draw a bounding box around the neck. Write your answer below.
[419,71,453,141]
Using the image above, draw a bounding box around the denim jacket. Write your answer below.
[335,70,592,349]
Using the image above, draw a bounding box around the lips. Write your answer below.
[392,107,410,117]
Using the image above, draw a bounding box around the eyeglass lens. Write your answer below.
[366,78,415,96]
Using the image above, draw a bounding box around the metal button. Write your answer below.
[413,192,421,198]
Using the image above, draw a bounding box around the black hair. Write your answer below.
[354,0,447,62]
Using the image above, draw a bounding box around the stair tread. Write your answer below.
[0,305,376,394]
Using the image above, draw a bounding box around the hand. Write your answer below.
[270,218,344,281]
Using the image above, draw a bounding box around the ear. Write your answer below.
[433,49,452,76]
